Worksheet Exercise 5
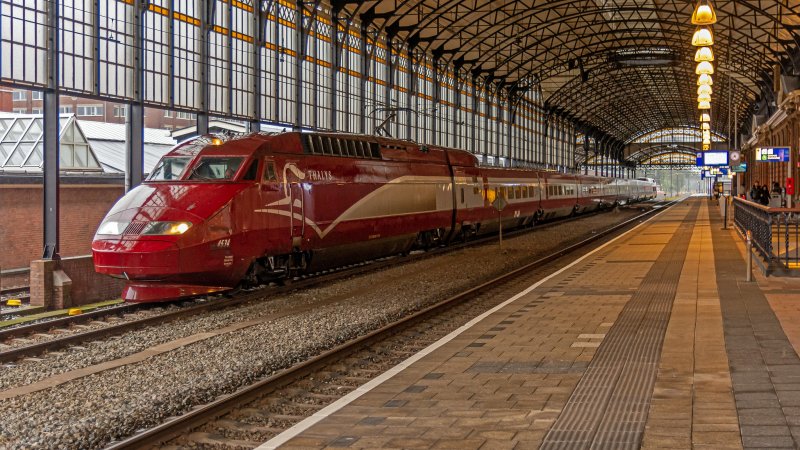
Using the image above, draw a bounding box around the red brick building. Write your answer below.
[9,88,195,130]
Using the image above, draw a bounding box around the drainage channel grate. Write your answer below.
[540,202,699,450]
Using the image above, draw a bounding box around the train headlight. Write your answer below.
[141,221,193,236]
[97,221,129,236]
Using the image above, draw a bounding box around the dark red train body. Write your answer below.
[92,132,656,302]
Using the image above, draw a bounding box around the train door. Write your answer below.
[288,181,305,248]
[258,158,291,252]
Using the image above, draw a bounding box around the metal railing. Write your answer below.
[733,197,800,276]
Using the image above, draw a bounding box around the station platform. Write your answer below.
[259,198,800,450]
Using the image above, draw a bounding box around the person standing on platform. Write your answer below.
[750,182,760,202]
[760,185,771,206]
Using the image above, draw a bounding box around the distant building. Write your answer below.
[9,89,196,130]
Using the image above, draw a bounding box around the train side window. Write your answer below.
[263,161,277,182]
[242,160,258,181]
[322,137,332,155]
[515,186,522,198]
[521,186,528,199]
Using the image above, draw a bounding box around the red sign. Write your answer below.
[787,177,795,196]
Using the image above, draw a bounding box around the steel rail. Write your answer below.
[0,205,638,361]
[104,199,677,449]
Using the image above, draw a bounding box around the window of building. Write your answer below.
[113,105,127,117]
[164,110,173,118]
[77,105,104,116]
[12,91,26,101]
[31,108,42,114]
[59,105,73,114]
[12,107,26,113]
[31,91,43,100]
[176,111,196,120]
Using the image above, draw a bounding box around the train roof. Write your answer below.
[163,131,481,167]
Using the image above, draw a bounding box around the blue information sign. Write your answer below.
[756,147,790,162]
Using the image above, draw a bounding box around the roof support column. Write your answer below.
[358,23,368,134]
[293,0,305,131]
[330,12,343,131]
[385,38,395,137]
[42,0,60,260]
[470,76,477,155]
[249,1,264,132]
[126,0,145,193]
[197,0,212,135]
[543,113,549,168]
[432,59,440,147]
[407,49,416,140]
[584,133,589,175]
[126,104,144,192]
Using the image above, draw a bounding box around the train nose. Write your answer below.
[92,239,181,278]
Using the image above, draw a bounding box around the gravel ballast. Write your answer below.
[0,208,647,449]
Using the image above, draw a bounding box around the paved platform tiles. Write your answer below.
[258,198,800,449]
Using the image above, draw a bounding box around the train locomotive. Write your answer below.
[92,132,656,302]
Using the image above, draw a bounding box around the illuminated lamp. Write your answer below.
[692,27,714,47]
[703,138,712,145]
[692,0,718,25]
[701,122,710,130]
[703,144,710,150]
[695,46,715,62]
[698,85,712,96]
[696,61,714,75]
[700,113,711,122]
[210,137,223,146]
[702,130,711,140]
[699,101,711,110]
[697,74,713,86]
[698,93,712,103]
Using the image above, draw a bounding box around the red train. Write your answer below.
[92,132,656,302]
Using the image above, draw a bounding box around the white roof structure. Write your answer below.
[0,114,102,173]
[77,120,176,174]
[0,113,177,174]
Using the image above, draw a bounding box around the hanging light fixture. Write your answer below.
[703,144,711,150]
[692,27,714,46]
[700,113,711,122]
[692,0,718,25]
[696,61,714,75]
[699,101,711,110]
[701,122,711,130]
[698,93,712,103]
[703,130,711,140]
[703,139,712,146]
[697,74,713,86]
[698,85,713,96]
[695,47,715,62]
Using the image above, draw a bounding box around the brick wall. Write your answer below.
[0,184,123,271]
[30,256,125,308]
[60,256,125,305]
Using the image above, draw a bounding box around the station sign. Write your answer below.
[756,147,790,162]
[731,162,747,173]
[696,151,729,167]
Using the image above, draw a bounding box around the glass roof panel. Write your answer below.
[20,120,42,142]
[24,143,43,167]
[5,120,28,142]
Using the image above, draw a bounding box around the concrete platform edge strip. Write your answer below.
[256,200,682,450]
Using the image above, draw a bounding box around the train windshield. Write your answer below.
[187,156,244,181]
[148,157,191,181]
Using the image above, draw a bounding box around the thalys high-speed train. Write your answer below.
[92,132,656,302]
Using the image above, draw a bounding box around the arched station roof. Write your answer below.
[338,0,799,149]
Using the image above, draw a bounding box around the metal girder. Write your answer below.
[341,0,800,164]
[42,0,60,260]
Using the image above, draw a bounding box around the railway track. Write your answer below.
[104,199,676,449]
[0,205,653,364]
